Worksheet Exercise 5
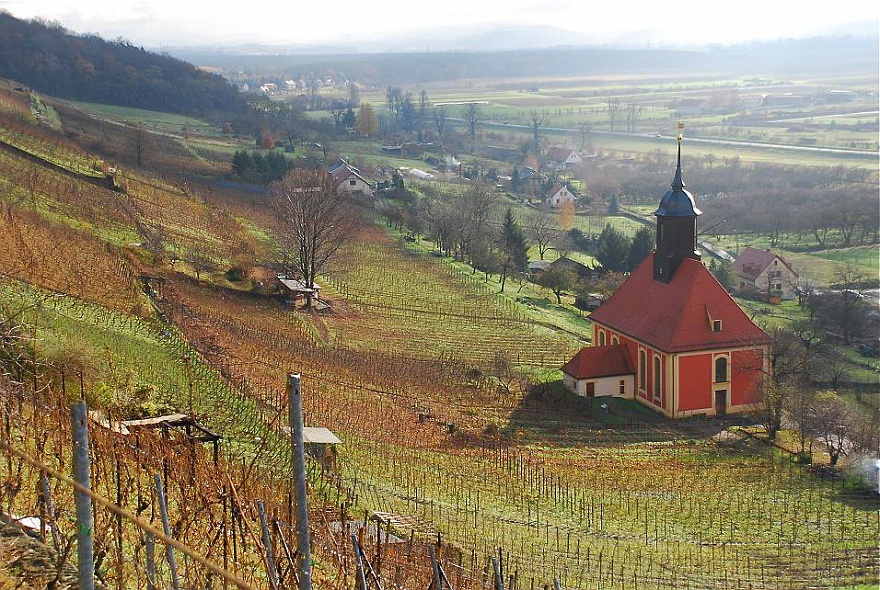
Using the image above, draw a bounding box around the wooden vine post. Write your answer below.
[71,401,94,590]
[288,373,312,590]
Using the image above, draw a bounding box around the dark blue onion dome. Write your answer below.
[655,134,701,218]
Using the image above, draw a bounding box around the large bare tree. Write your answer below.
[463,103,480,153]
[271,168,361,307]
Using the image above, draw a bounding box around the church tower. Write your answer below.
[653,124,701,283]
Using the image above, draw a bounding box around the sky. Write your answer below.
[1,0,878,49]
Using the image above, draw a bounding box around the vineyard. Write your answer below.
[0,81,878,589]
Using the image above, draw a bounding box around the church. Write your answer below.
[562,135,771,418]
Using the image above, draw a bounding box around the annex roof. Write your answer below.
[562,344,634,379]
[589,253,771,353]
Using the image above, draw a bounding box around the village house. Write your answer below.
[545,183,577,208]
[328,159,374,197]
[545,146,583,170]
[563,138,771,418]
[733,247,799,302]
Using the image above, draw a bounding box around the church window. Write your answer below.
[653,356,661,400]
[639,350,646,389]
[598,331,606,346]
[611,336,619,345]
[715,356,729,383]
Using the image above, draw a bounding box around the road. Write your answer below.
[459,118,879,160]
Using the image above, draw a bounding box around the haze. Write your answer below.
[2,0,878,51]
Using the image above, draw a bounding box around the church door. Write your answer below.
[585,382,595,398]
[715,390,727,415]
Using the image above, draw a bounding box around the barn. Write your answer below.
[565,135,771,418]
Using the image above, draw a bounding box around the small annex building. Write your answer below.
[564,134,771,418]
[562,344,635,398]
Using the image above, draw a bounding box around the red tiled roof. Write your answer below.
[562,344,634,379]
[589,253,771,352]
[734,247,795,280]
[546,147,575,161]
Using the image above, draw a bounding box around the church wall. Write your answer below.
[731,347,766,408]
[678,354,713,412]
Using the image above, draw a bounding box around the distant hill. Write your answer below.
[174,33,880,87]
[0,11,244,117]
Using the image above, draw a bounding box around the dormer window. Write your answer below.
[713,319,723,332]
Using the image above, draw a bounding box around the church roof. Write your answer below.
[562,344,634,379]
[589,253,771,352]
[655,138,701,218]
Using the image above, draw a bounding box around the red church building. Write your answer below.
[563,136,771,418]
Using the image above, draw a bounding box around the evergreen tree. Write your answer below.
[594,224,631,273]
[342,106,356,128]
[498,207,529,292]
[231,150,254,179]
[626,225,654,271]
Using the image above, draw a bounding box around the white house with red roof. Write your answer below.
[545,146,583,170]
[562,344,635,398]
[565,137,771,418]
[733,247,799,301]
[329,160,373,196]
[545,184,577,208]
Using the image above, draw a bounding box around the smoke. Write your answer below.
[846,453,880,494]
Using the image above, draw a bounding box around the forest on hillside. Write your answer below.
[0,11,244,117]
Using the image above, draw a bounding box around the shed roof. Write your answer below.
[277,276,321,293]
[281,426,342,444]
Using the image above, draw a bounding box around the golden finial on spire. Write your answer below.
[677,121,684,142]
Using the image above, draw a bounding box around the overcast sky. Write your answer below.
[1,0,878,48]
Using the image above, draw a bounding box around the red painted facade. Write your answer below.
[586,255,770,418]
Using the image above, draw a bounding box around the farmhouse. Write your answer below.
[564,137,771,418]
[329,161,374,197]
[545,183,577,208]
[733,247,799,301]
[545,146,583,169]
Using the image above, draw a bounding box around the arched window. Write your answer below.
[611,336,619,345]
[653,356,661,399]
[715,356,729,383]
[598,331,606,346]
[639,350,646,389]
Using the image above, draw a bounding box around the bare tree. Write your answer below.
[529,110,545,153]
[463,103,480,153]
[525,213,559,260]
[811,392,855,467]
[576,122,593,152]
[271,169,361,307]
[605,98,621,132]
[760,327,815,440]
[624,102,643,133]
[432,106,448,147]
